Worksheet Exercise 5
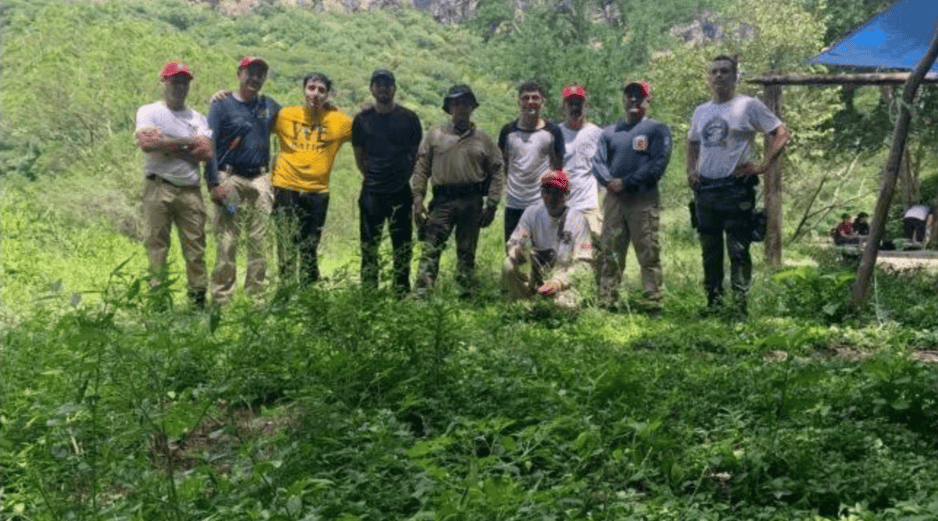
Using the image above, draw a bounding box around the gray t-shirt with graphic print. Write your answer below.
[687,94,782,180]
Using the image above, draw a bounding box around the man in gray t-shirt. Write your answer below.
[499,81,565,242]
[686,55,789,317]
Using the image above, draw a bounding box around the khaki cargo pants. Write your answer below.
[141,176,207,293]
[210,170,273,304]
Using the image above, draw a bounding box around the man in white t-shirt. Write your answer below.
[135,61,224,309]
[903,204,932,243]
[558,84,603,237]
[503,170,594,310]
[686,55,789,317]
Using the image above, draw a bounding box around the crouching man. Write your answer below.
[503,170,594,310]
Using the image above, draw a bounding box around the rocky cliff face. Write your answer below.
[195,0,480,23]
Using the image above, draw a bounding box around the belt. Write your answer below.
[146,174,197,188]
[223,165,266,178]
[698,175,758,190]
[432,181,486,199]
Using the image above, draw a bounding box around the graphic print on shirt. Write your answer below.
[573,140,596,160]
[292,120,326,151]
[702,116,729,148]
[632,135,648,152]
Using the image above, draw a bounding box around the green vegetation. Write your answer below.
[3,0,938,519]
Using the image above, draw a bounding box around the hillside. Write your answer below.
[4,1,938,520]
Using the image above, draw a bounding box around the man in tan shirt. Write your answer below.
[411,84,504,295]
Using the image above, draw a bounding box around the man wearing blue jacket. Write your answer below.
[592,80,672,314]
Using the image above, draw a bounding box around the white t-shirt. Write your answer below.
[905,204,930,221]
[560,122,603,211]
[136,101,211,187]
[687,94,782,180]
[508,203,593,268]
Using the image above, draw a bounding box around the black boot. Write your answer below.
[188,289,206,310]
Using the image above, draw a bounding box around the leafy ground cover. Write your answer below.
[3,257,938,520]
[4,1,938,519]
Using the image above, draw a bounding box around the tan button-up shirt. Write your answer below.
[411,122,504,203]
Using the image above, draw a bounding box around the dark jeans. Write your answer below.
[360,186,413,294]
[416,194,483,291]
[696,199,753,307]
[504,207,526,243]
[904,217,926,242]
[274,187,329,286]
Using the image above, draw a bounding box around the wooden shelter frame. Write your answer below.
[745,73,938,268]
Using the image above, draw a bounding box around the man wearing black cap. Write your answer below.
[592,80,672,315]
[411,84,504,295]
[352,69,423,295]
[208,56,281,305]
[135,61,220,309]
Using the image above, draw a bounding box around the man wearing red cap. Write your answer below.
[558,84,604,237]
[135,61,221,309]
[687,55,789,317]
[592,80,672,315]
[412,84,504,296]
[208,56,281,305]
[503,169,593,309]
[499,81,565,242]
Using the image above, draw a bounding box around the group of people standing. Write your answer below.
[135,54,787,318]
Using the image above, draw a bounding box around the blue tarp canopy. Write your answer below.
[810,0,938,72]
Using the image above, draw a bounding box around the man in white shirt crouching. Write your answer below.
[503,170,594,310]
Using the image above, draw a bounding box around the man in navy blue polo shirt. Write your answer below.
[208,56,281,305]
[592,80,672,315]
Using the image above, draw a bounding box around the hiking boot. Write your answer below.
[188,289,206,310]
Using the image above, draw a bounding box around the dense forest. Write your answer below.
[3,0,938,519]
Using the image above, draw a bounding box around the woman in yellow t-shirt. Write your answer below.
[272,72,352,285]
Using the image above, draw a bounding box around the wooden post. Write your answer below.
[763,84,783,267]
[851,27,938,307]
[899,149,919,208]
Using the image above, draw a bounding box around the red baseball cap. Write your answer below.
[159,61,192,80]
[541,169,570,193]
[623,80,652,98]
[562,85,586,100]
[239,56,269,71]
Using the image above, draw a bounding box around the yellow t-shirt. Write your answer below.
[272,106,353,193]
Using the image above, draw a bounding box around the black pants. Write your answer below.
[360,186,413,293]
[696,197,753,307]
[274,187,329,286]
[504,207,526,243]
[904,217,927,242]
[416,194,483,291]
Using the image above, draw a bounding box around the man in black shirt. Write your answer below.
[352,69,423,295]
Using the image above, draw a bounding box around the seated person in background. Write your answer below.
[833,213,859,245]
[852,212,870,237]
[903,204,931,244]
[503,170,594,310]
